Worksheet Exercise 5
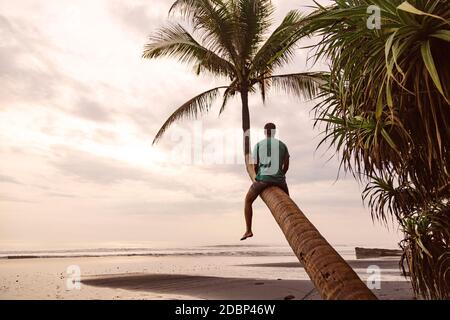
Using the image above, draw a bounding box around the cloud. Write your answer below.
[50,148,151,185]
[92,129,119,144]
[46,192,78,198]
[0,14,120,124]
[0,174,22,185]
[0,194,36,203]
[47,146,210,197]
[111,198,241,216]
[0,15,70,102]
[72,97,112,122]
[108,0,167,37]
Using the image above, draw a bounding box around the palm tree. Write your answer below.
[143,0,377,300]
[303,0,450,299]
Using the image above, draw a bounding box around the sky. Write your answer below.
[0,0,403,250]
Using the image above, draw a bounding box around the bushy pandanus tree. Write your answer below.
[143,0,377,299]
[303,0,450,299]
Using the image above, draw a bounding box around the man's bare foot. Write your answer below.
[240,231,253,241]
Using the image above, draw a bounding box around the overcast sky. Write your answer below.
[0,0,402,250]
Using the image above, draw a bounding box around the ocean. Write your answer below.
[0,244,358,260]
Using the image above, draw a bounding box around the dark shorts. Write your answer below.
[250,180,289,196]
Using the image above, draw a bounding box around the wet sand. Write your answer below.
[82,273,414,300]
[241,259,402,269]
[0,255,415,300]
[82,274,315,300]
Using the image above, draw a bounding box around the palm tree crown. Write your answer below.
[143,0,324,144]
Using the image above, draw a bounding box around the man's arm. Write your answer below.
[282,153,290,174]
[253,144,259,175]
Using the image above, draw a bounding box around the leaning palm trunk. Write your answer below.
[145,0,377,300]
[262,187,378,299]
[240,92,376,300]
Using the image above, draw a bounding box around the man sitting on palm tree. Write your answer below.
[241,123,290,241]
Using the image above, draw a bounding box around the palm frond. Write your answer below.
[250,10,306,77]
[309,0,450,194]
[234,0,274,64]
[143,23,235,78]
[400,208,450,300]
[153,86,227,144]
[257,78,267,103]
[169,0,238,64]
[219,80,238,115]
[266,72,326,100]
[306,0,450,300]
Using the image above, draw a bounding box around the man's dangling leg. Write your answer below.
[241,183,263,240]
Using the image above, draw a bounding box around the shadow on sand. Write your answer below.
[82,273,415,300]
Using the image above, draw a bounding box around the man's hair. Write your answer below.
[264,123,276,137]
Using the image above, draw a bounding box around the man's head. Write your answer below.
[264,123,276,138]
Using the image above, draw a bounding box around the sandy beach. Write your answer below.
[0,248,415,300]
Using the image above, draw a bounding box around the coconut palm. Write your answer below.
[143,0,377,299]
[303,0,450,299]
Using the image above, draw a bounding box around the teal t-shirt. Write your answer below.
[253,138,289,183]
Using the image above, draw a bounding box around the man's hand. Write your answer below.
[282,154,290,175]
